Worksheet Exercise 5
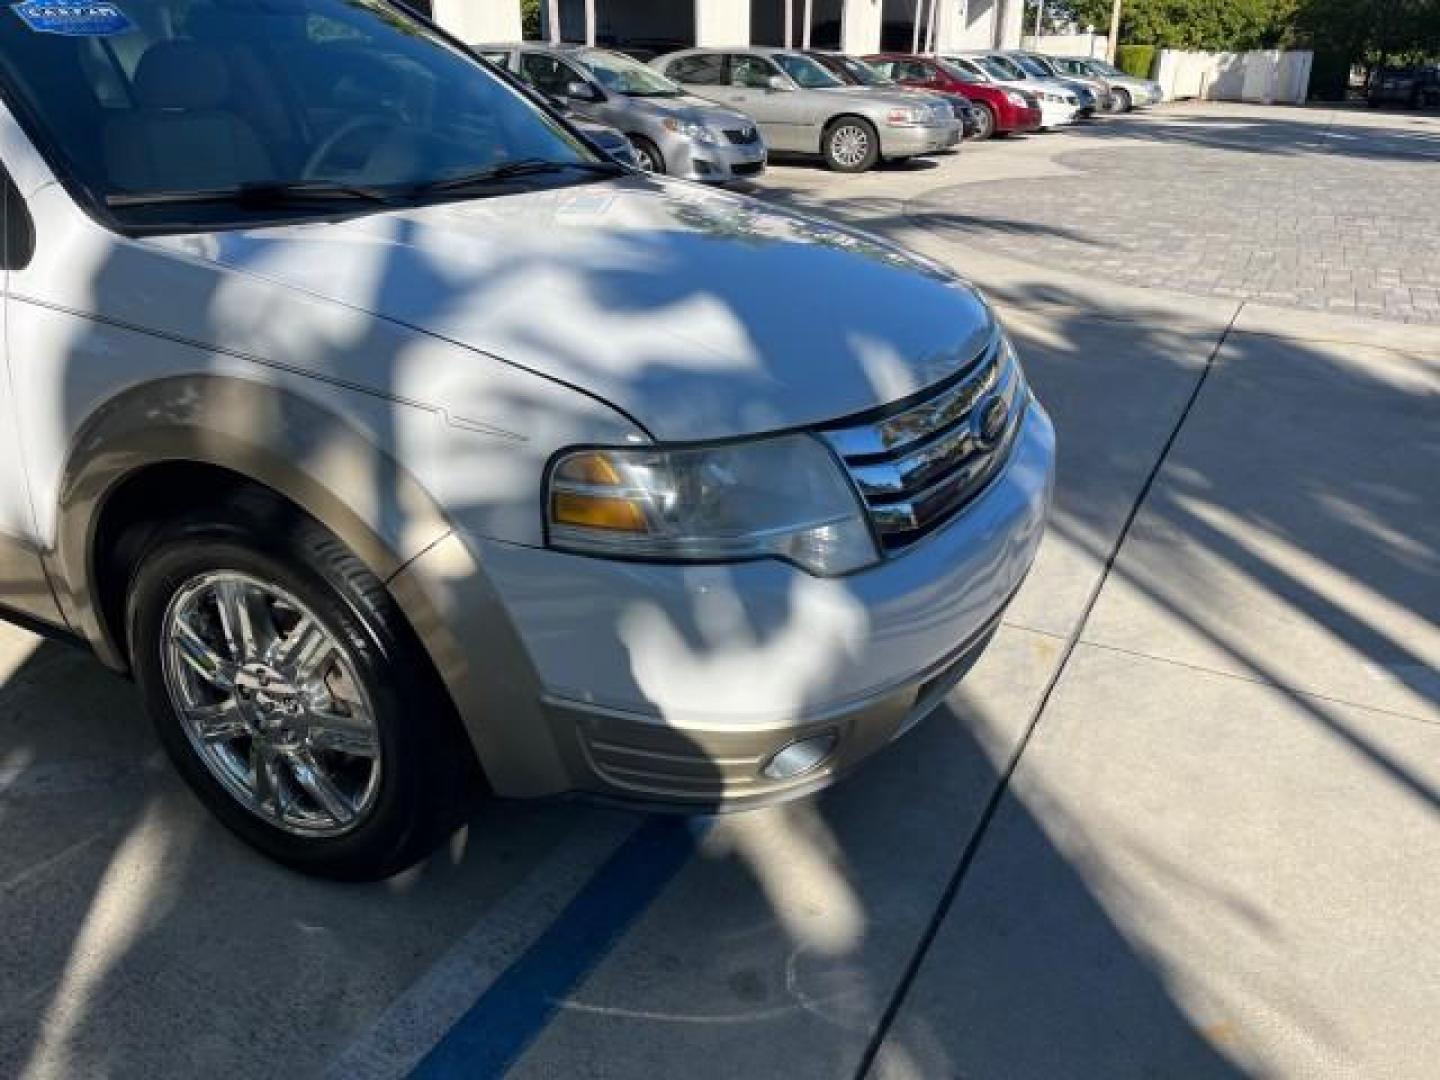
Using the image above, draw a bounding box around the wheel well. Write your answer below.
[91,462,291,666]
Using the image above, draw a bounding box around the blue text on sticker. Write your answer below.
[11,1,134,35]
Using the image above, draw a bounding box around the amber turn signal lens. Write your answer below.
[550,492,649,533]
[554,452,624,486]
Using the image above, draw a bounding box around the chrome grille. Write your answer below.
[821,334,1027,550]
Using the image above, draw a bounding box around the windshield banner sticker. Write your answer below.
[11,1,134,35]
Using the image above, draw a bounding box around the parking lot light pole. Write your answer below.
[1107,0,1121,62]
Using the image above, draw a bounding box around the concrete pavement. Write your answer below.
[1,103,1436,1078]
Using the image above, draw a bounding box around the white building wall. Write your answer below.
[842,0,883,53]
[695,0,751,45]
[1155,49,1313,104]
[433,0,522,43]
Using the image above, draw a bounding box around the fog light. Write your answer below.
[761,731,839,781]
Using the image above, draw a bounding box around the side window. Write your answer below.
[869,60,896,79]
[667,53,724,86]
[519,53,582,98]
[902,61,931,81]
[731,55,777,89]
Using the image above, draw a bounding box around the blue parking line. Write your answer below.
[408,815,705,1080]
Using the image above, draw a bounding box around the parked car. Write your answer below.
[951,52,1083,127]
[1367,66,1440,108]
[1054,57,1164,112]
[478,44,766,182]
[479,54,640,167]
[0,0,1054,879]
[867,53,1042,140]
[804,50,984,141]
[653,47,961,171]
[1006,50,1112,113]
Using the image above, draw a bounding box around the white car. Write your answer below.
[946,53,1082,129]
[0,0,1053,879]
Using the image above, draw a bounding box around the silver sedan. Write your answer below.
[654,47,960,173]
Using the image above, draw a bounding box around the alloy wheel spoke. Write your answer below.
[188,698,249,743]
[270,614,327,675]
[214,579,268,661]
[303,708,380,759]
[251,743,288,816]
[173,617,237,691]
[288,750,355,825]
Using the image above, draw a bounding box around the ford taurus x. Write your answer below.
[0,0,1054,879]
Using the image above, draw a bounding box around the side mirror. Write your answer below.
[767,74,792,92]
[566,80,602,102]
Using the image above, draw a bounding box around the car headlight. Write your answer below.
[546,435,879,576]
[1004,90,1029,107]
[886,105,929,126]
[662,118,719,145]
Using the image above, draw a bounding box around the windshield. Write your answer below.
[1087,60,1125,78]
[1015,55,1055,77]
[833,55,892,87]
[576,48,682,96]
[938,58,986,83]
[984,55,1028,80]
[0,0,602,232]
[773,53,844,89]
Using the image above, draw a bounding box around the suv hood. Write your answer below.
[143,177,993,441]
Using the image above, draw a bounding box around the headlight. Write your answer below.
[662,118,718,145]
[886,105,928,126]
[1004,90,1029,107]
[546,435,879,576]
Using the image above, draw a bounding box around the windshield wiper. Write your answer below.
[106,180,396,209]
[406,158,625,195]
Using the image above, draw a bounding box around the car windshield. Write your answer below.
[576,48,682,96]
[938,58,985,83]
[1086,60,1125,78]
[832,55,892,87]
[0,0,605,233]
[1013,55,1053,77]
[984,55,1029,80]
[773,53,844,88]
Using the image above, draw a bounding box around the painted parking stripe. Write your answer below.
[407,815,704,1080]
[325,813,639,1080]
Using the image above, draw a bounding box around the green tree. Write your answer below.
[522,0,541,39]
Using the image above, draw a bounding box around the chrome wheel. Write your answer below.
[160,571,382,837]
[830,124,871,169]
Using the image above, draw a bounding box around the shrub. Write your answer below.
[1115,44,1158,79]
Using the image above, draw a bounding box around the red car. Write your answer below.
[866,54,1042,140]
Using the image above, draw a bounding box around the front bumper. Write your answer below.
[884,120,963,157]
[394,401,1056,807]
[1037,102,1080,128]
[668,136,768,183]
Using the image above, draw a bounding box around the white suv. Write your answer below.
[0,0,1054,879]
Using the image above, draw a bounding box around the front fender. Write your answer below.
[52,374,453,668]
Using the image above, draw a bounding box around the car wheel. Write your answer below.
[1112,87,1132,113]
[823,117,879,173]
[127,493,476,880]
[972,103,996,140]
[629,135,665,174]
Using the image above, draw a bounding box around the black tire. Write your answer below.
[971,103,996,141]
[126,492,477,880]
[629,135,665,174]
[1112,87,1132,113]
[822,116,880,173]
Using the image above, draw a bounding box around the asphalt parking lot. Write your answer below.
[3,102,1438,1079]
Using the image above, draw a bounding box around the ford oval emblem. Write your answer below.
[975,395,1010,447]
